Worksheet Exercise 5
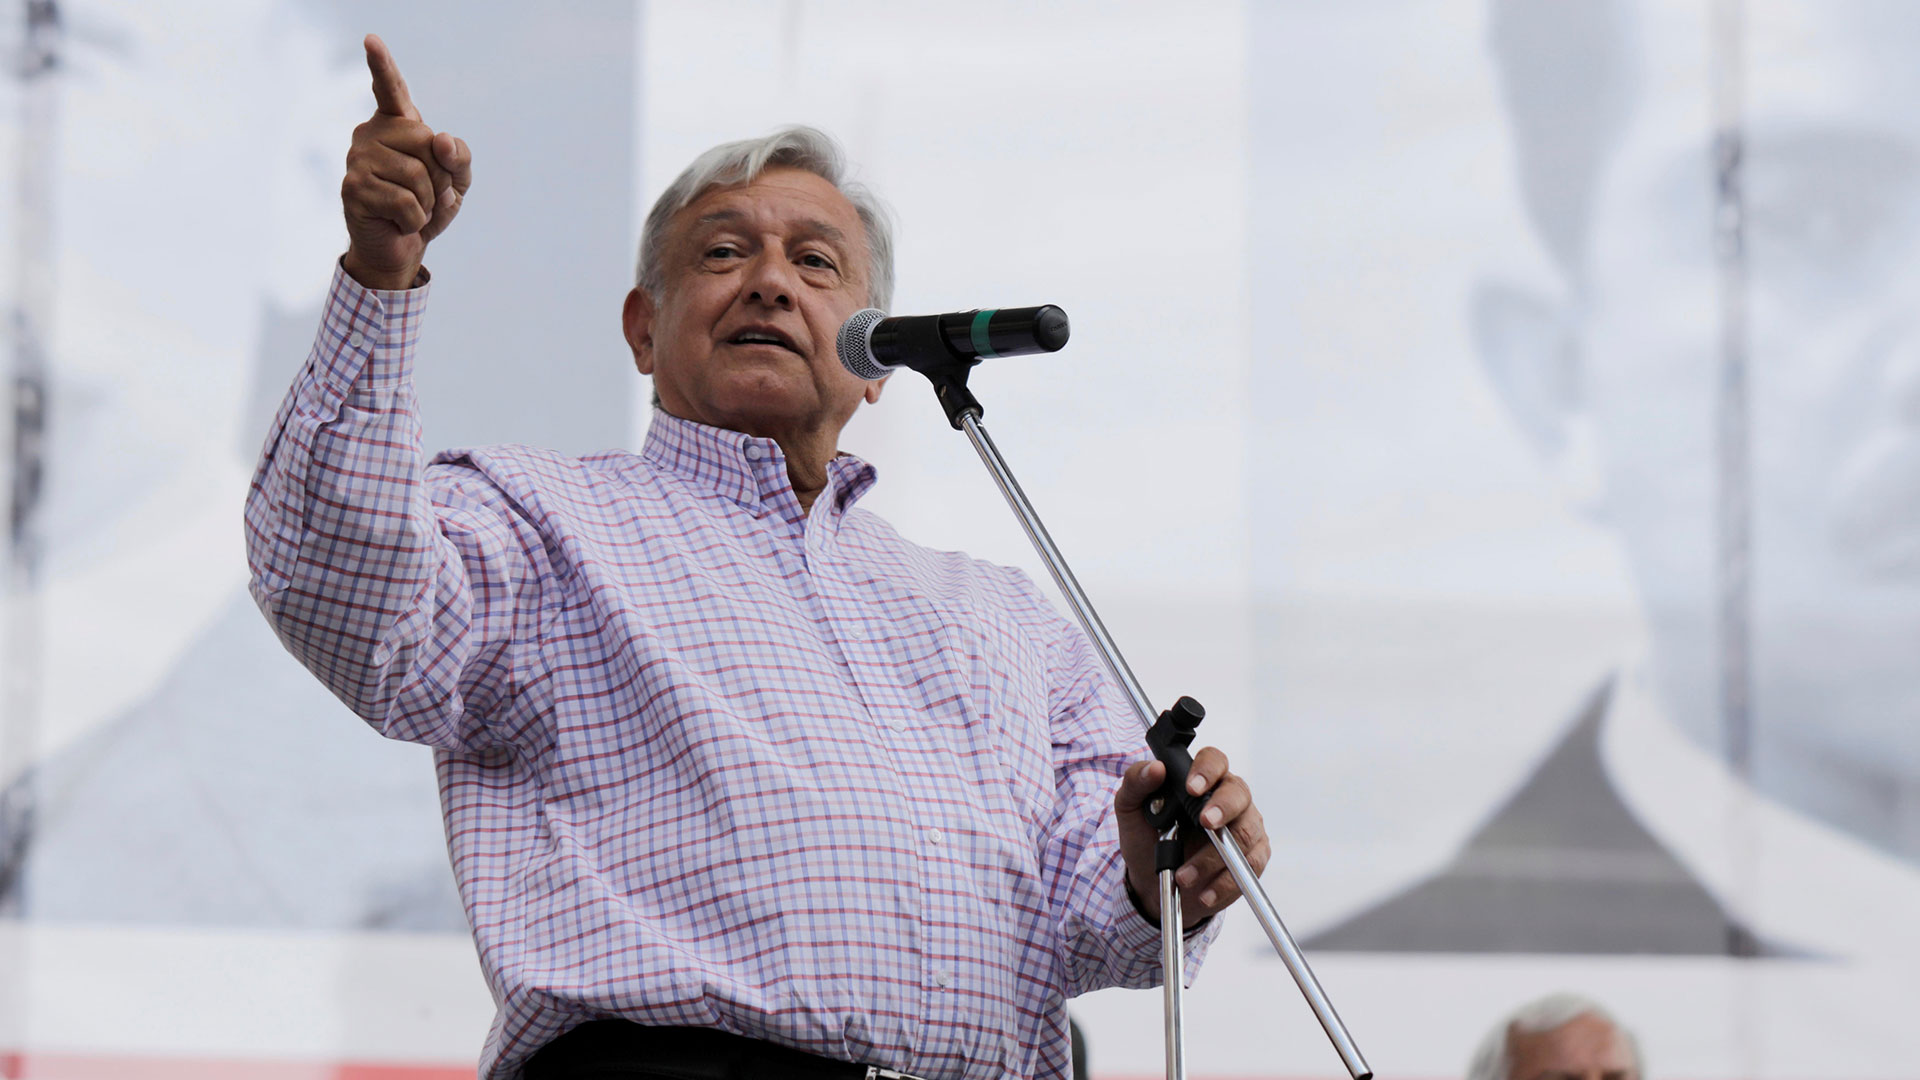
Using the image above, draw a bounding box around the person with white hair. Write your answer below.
[242,33,1273,1080]
[1466,993,1644,1080]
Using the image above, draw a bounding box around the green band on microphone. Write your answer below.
[970,309,999,359]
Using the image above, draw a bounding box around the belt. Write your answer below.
[523,1021,934,1080]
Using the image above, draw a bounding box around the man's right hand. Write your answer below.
[341,34,472,291]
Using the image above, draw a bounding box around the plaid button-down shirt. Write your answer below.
[244,265,1216,1080]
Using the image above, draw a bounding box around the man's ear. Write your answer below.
[1471,277,1603,512]
[1471,278,1576,457]
[863,372,889,405]
[623,287,656,375]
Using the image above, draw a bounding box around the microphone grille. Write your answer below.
[835,308,892,381]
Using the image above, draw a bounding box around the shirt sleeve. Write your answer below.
[243,262,553,753]
[1038,606,1223,996]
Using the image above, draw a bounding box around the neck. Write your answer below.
[781,436,832,512]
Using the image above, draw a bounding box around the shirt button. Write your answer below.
[846,624,866,641]
[347,330,366,350]
[888,715,909,732]
[927,828,943,846]
[743,443,762,460]
[933,969,950,988]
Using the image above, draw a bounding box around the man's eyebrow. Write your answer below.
[691,209,746,230]
[794,218,849,245]
[688,210,849,246]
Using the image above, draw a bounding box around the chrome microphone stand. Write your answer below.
[849,307,1373,1080]
[1158,821,1187,1080]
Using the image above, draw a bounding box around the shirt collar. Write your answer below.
[641,408,879,517]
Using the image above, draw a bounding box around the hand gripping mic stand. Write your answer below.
[890,321,1373,1080]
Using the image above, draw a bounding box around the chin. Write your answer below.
[707,382,817,431]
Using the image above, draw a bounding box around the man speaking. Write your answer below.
[244,36,1269,1080]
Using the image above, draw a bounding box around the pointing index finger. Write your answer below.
[364,33,419,120]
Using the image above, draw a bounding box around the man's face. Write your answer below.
[627,166,882,444]
[1505,1014,1639,1080]
[1567,3,1920,847]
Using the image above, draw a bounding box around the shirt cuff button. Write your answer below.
[347,330,366,350]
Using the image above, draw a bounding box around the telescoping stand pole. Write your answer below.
[901,330,1373,1080]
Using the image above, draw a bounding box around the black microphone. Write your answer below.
[836,305,1070,380]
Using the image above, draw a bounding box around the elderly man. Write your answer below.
[1465,993,1644,1080]
[243,34,1269,1080]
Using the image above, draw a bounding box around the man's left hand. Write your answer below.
[1114,748,1270,924]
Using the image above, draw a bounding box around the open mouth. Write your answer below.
[727,328,803,355]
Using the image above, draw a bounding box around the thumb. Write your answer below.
[434,132,473,196]
[1113,759,1166,814]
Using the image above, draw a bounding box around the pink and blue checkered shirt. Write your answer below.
[244,265,1216,1080]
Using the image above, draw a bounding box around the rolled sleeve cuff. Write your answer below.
[313,259,433,394]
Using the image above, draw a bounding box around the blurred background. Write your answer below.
[1,0,1916,1077]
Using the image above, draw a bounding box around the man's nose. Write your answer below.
[744,250,797,309]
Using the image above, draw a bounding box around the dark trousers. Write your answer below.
[523,1022,883,1080]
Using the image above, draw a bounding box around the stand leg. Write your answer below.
[958,413,1372,1080]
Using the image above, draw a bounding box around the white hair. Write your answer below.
[1465,993,1644,1080]
[634,125,895,312]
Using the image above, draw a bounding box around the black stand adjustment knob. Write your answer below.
[1143,696,1209,832]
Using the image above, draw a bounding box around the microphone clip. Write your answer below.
[889,319,985,430]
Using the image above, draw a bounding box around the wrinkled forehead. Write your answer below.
[1745,1,1920,119]
[1500,0,1920,276]
[670,168,867,253]
[1517,1,1920,145]
[1602,0,1920,130]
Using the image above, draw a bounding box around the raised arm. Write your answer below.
[244,37,546,753]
